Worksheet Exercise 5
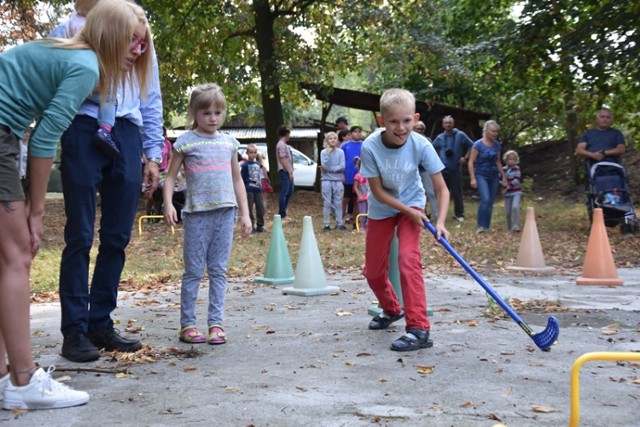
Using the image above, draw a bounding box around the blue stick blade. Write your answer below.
[532,316,560,351]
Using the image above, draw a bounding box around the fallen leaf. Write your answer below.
[460,401,474,408]
[487,413,503,421]
[601,329,618,336]
[183,365,197,372]
[295,386,307,392]
[531,404,558,413]
[345,361,354,366]
[416,364,435,374]
[116,372,130,378]
[501,386,512,397]
[379,377,387,382]
[356,352,372,357]
[466,320,478,327]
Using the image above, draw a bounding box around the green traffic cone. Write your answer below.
[256,215,294,285]
[368,230,433,317]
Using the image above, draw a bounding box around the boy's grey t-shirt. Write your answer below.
[320,147,345,181]
[360,129,443,220]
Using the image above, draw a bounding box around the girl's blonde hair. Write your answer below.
[503,149,520,163]
[186,83,227,130]
[380,89,415,117]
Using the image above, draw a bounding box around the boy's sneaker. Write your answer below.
[322,225,331,232]
[3,366,90,410]
[256,227,265,233]
[94,127,119,157]
[0,372,10,403]
[390,328,433,352]
[336,224,347,231]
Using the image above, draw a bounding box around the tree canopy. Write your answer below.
[3,0,639,183]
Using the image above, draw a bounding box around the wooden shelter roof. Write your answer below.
[304,84,491,141]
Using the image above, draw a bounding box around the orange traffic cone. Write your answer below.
[508,207,554,273]
[576,208,623,286]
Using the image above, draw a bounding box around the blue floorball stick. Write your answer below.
[424,221,559,351]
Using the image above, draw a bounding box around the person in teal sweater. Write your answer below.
[0,0,153,410]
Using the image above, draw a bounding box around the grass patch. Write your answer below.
[32,190,640,295]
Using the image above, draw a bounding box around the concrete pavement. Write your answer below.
[4,268,639,426]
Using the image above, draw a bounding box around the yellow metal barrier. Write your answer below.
[570,351,640,427]
[138,215,174,236]
[355,213,368,233]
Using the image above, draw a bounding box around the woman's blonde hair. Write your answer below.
[503,149,519,163]
[52,0,153,105]
[186,83,227,130]
[483,120,500,134]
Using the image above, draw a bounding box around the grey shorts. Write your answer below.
[0,125,25,201]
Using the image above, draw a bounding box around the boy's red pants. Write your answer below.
[363,209,430,332]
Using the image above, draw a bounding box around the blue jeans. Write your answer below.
[278,170,294,218]
[58,115,142,336]
[476,173,499,229]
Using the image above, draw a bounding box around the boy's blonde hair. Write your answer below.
[324,131,337,144]
[380,89,415,117]
[503,149,520,163]
[186,83,227,130]
[54,0,153,105]
[246,143,258,154]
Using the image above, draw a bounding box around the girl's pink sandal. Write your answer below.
[208,324,226,345]
[179,326,206,344]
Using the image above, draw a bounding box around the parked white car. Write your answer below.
[238,143,317,189]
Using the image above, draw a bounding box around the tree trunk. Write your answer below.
[253,0,286,191]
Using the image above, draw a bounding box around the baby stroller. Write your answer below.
[585,161,639,233]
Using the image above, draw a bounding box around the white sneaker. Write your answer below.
[3,366,90,410]
[0,372,9,403]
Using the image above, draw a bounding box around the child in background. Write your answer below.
[50,0,120,157]
[241,143,267,233]
[320,131,346,231]
[337,129,350,148]
[163,83,252,345]
[353,156,369,233]
[360,88,450,352]
[503,150,522,232]
[256,152,271,213]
